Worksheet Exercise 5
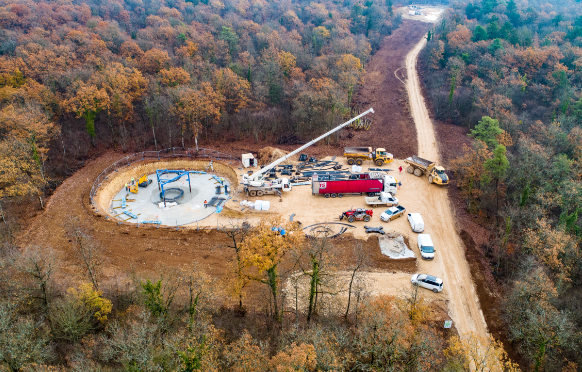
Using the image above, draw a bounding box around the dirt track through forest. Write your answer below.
[405,33,489,339]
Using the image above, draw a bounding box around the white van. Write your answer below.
[407,213,424,232]
[417,234,435,260]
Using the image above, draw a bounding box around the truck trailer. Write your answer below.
[312,173,397,198]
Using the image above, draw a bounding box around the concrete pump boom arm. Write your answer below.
[247,108,375,182]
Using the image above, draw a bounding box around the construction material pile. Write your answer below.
[257,147,293,166]
[240,200,271,210]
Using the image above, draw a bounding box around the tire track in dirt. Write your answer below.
[405,33,489,339]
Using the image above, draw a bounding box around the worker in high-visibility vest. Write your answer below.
[125,183,129,192]
[131,177,135,185]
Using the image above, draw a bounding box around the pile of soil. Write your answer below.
[257,146,294,166]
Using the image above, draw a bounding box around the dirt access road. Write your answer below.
[352,20,432,158]
[405,33,489,339]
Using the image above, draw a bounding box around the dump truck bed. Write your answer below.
[405,156,433,168]
[344,147,373,155]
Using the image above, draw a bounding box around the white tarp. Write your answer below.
[379,235,416,259]
[158,201,178,210]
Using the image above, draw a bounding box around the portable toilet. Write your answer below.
[242,153,256,168]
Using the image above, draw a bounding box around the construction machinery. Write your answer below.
[404,156,449,185]
[245,179,285,197]
[243,108,375,195]
[129,183,138,193]
[339,208,373,223]
[138,174,152,187]
[344,147,393,166]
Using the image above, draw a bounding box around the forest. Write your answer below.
[422,0,582,370]
[0,0,399,205]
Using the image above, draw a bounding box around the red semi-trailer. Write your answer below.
[312,173,397,198]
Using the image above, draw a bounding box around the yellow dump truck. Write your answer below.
[344,147,393,166]
[404,156,449,185]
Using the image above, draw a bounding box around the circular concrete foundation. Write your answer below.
[109,172,231,226]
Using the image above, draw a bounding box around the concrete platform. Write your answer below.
[109,172,231,226]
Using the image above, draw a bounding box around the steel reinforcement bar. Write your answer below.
[89,147,241,205]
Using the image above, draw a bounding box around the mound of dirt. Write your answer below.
[257,146,294,166]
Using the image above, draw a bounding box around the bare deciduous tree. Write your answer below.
[345,241,369,321]
[12,245,58,311]
[292,230,340,322]
[66,217,103,290]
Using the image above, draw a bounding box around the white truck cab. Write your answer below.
[407,213,424,232]
[383,175,398,194]
[417,234,435,260]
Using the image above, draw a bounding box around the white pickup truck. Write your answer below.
[365,192,399,207]
[380,205,407,222]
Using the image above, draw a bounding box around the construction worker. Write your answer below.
[204,200,208,208]
[125,183,129,192]
[131,177,135,185]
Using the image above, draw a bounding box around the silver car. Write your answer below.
[411,274,443,293]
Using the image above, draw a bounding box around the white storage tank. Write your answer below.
[254,200,263,210]
[262,201,270,211]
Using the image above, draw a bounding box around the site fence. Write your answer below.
[90,147,242,205]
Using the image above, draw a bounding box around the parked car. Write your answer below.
[407,213,424,232]
[380,205,406,222]
[417,234,435,260]
[411,274,443,293]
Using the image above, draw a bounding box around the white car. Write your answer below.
[411,274,443,293]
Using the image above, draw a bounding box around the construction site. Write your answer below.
[19,13,490,346]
